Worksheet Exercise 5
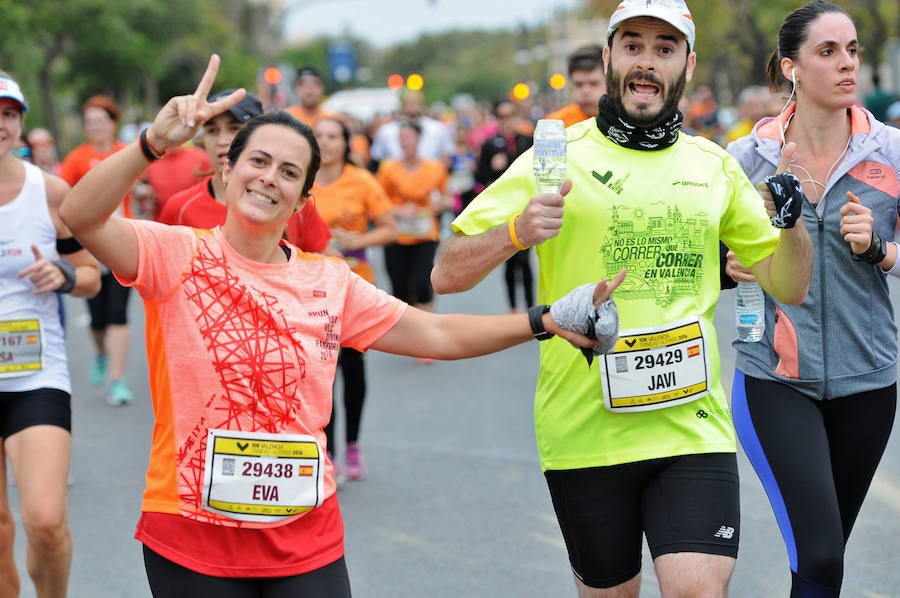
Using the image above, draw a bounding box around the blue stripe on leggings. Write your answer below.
[731,369,798,572]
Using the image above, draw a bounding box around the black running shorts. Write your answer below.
[544,452,740,589]
[0,387,72,438]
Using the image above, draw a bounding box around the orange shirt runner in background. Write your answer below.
[60,141,134,217]
[544,103,593,128]
[375,159,448,245]
[286,106,338,129]
[303,165,394,284]
[144,144,213,217]
[348,133,371,168]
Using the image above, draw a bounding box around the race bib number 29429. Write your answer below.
[599,318,711,413]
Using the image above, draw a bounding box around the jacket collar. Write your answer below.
[752,103,879,164]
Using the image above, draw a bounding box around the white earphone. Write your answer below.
[791,67,797,84]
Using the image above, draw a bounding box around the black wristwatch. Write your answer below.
[528,304,554,341]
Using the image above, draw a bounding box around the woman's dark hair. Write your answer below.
[398,118,422,137]
[227,110,321,197]
[318,116,354,166]
[765,1,851,91]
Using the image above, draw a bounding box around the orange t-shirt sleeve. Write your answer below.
[59,145,88,186]
[375,161,397,203]
[115,220,197,299]
[362,172,394,222]
[340,273,407,351]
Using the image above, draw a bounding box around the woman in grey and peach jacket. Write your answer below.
[724,2,900,596]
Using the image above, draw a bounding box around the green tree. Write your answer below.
[0,0,264,149]
[363,30,520,103]
[278,29,521,107]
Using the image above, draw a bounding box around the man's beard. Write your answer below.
[605,59,687,128]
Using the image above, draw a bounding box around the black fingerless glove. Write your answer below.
[851,232,887,265]
[764,172,804,229]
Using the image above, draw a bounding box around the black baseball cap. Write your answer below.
[207,89,263,123]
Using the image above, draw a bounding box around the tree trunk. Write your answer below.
[37,34,66,155]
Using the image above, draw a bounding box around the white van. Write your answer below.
[322,88,400,124]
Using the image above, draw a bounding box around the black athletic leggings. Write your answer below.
[503,248,533,310]
[384,241,437,305]
[143,546,351,598]
[732,371,896,597]
[325,348,366,456]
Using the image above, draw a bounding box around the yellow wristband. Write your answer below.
[508,215,529,251]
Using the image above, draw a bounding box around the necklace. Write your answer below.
[787,134,851,203]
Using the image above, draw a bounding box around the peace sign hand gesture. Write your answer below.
[145,54,247,153]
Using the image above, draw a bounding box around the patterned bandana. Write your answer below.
[763,172,804,229]
[595,95,683,151]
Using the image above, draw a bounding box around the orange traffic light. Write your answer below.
[263,67,283,85]
[387,73,405,90]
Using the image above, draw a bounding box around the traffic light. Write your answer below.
[263,67,283,86]
[512,82,530,100]
[387,73,405,90]
[549,73,566,90]
[406,73,424,91]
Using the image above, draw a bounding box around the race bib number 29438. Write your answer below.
[202,429,325,523]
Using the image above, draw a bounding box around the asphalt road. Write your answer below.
[8,254,900,597]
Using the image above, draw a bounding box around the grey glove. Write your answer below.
[550,283,620,366]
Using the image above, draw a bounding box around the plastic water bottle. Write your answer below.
[735,281,765,342]
[533,119,567,193]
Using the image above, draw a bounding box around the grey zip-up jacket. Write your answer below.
[727,105,900,400]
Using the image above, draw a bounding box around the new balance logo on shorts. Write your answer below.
[714,525,735,539]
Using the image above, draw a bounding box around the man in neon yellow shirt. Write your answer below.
[431,1,812,596]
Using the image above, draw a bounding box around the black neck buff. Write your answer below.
[596,94,683,151]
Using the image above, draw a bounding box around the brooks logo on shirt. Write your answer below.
[672,180,709,188]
